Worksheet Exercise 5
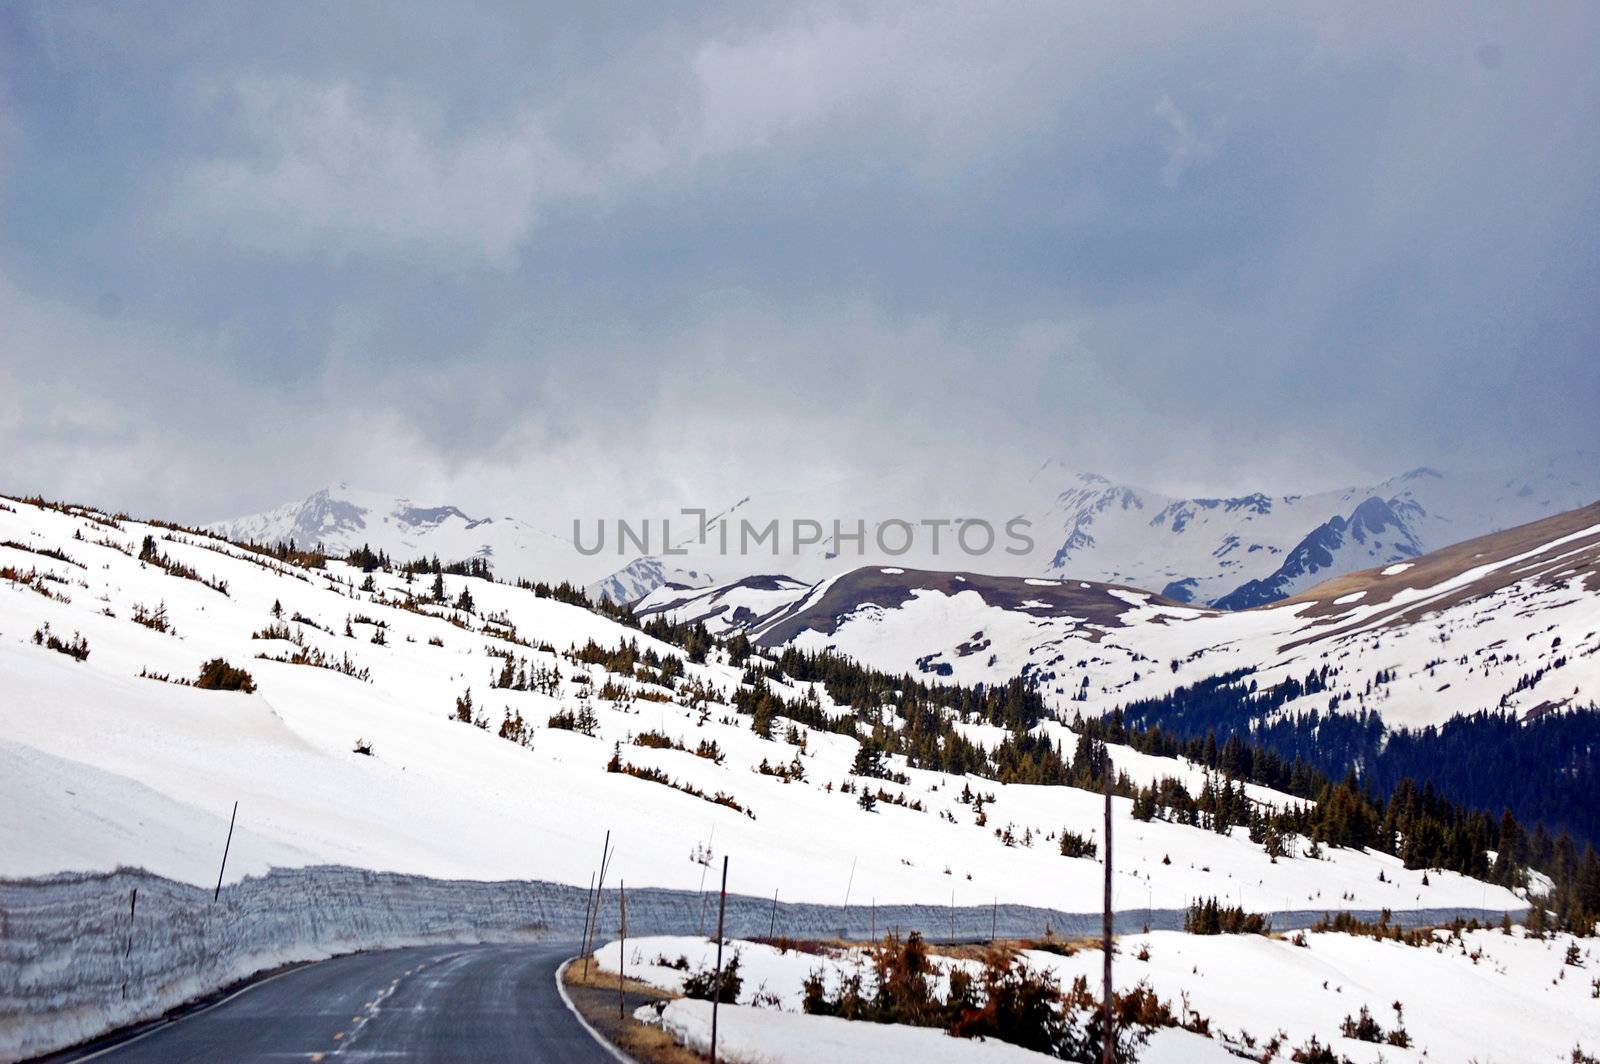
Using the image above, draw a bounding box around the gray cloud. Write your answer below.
[1,1,1596,523]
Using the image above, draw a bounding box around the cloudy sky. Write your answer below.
[1,2,1596,524]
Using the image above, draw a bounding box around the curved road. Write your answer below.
[66,942,617,1063]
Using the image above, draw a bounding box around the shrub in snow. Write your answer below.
[1339,1004,1384,1043]
[1288,1035,1347,1063]
[193,658,256,693]
[1059,829,1098,860]
[32,623,89,662]
[547,705,598,735]
[682,951,741,1003]
[130,600,174,635]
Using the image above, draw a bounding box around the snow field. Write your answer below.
[600,930,1600,1063]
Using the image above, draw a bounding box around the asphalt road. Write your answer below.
[66,942,617,1064]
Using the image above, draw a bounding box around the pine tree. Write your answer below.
[851,740,886,779]
[752,697,775,739]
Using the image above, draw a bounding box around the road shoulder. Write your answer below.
[558,955,706,1064]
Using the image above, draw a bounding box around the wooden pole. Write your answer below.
[583,830,611,978]
[618,880,627,1022]
[1103,756,1114,1064]
[213,802,237,903]
[579,869,595,958]
[711,856,729,1064]
[589,841,613,966]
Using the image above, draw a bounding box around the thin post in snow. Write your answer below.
[696,824,717,936]
[586,840,614,974]
[1102,756,1114,1064]
[580,870,596,954]
[122,888,138,1000]
[711,855,729,1064]
[213,802,238,903]
[768,888,779,940]
[582,830,611,979]
[618,880,627,1022]
[842,856,856,930]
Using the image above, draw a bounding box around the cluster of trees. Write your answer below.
[1182,898,1271,936]
[400,551,493,580]
[486,648,562,695]
[760,647,1049,732]
[235,537,328,569]
[567,637,686,690]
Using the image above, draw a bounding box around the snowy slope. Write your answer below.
[635,573,814,637]
[0,494,1520,919]
[651,504,1600,730]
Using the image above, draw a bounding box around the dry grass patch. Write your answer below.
[563,954,735,1064]
[564,954,680,997]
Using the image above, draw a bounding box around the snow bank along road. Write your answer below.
[42,942,612,1064]
[2,865,1521,1062]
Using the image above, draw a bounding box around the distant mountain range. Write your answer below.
[209,452,1598,610]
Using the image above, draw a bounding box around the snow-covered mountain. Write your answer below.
[642,501,1600,731]
[208,483,592,583]
[584,555,717,606]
